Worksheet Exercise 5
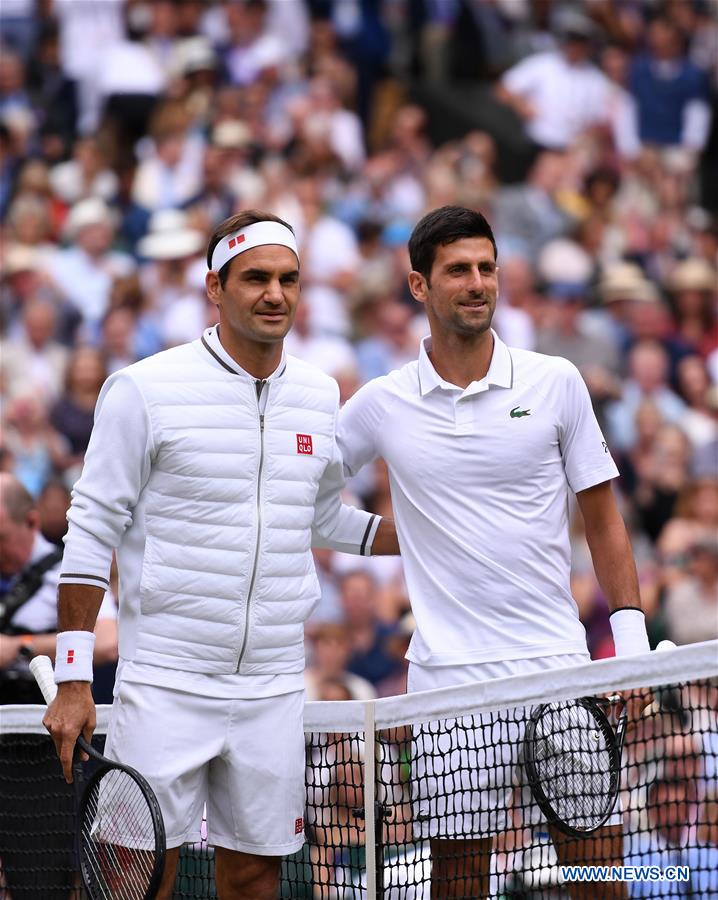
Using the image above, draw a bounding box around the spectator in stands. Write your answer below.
[0,297,67,401]
[606,340,686,453]
[0,473,116,704]
[99,305,140,374]
[48,346,106,478]
[535,239,621,428]
[675,355,716,451]
[492,150,572,261]
[375,612,413,698]
[135,207,207,346]
[666,257,717,359]
[633,423,693,544]
[295,174,361,337]
[37,477,71,547]
[592,262,658,351]
[43,197,135,340]
[0,46,34,128]
[2,394,67,498]
[625,775,718,898]
[49,134,119,206]
[131,100,204,212]
[25,20,77,157]
[339,569,400,688]
[305,622,375,702]
[309,757,365,898]
[0,474,116,899]
[221,0,288,88]
[495,9,613,153]
[657,478,718,588]
[355,299,420,381]
[629,15,712,160]
[663,536,718,646]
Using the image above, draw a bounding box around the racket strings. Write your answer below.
[529,702,615,830]
[81,768,159,899]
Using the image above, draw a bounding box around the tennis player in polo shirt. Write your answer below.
[337,206,649,899]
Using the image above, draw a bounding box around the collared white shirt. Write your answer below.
[338,332,619,667]
[501,51,612,149]
[8,533,115,635]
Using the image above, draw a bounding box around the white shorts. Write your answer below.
[408,654,623,839]
[104,681,306,854]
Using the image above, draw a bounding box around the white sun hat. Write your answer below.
[137,209,205,261]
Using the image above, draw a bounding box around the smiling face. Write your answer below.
[205,244,300,349]
[408,237,498,340]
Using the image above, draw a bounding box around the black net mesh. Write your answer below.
[1,678,717,899]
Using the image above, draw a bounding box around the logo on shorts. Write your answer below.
[295,817,304,834]
[227,234,246,250]
[66,649,75,664]
[510,406,531,418]
[296,434,313,455]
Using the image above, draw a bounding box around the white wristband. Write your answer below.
[609,608,650,657]
[54,631,95,683]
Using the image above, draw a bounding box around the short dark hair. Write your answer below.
[408,206,497,280]
[206,209,295,288]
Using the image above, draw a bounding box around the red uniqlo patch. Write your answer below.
[295,817,304,835]
[227,234,246,250]
[296,434,313,455]
[67,649,75,664]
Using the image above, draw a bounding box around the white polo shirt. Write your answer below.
[337,332,619,667]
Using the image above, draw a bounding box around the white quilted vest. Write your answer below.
[126,338,339,674]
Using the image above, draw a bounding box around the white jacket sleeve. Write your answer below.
[311,409,380,556]
[60,373,154,590]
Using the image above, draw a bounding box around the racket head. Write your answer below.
[76,758,166,900]
[523,697,623,837]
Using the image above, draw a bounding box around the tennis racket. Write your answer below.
[30,655,166,900]
[523,694,627,837]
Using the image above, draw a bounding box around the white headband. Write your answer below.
[210,221,299,272]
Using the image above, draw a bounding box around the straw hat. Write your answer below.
[173,37,217,76]
[137,209,205,261]
[64,197,116,240]
[598,261,658,303]
[537,239,593,297]
[211,119,252,150]
[669,258,716,293]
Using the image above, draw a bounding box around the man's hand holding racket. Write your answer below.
[43,679,96,782]
[31,655,166,900]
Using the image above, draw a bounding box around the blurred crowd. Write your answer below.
[0,0,717,707]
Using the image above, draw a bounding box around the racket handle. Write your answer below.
[30,655,58,704]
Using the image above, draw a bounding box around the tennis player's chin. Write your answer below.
[253,316,292,341]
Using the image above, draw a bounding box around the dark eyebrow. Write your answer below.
[241,268,300,278]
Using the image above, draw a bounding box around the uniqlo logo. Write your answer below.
[296,434,313,455]
[294,817,304,835]
[67,649,75,664]
[227,234,246,250]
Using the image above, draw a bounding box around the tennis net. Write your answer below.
[1,641,716,899]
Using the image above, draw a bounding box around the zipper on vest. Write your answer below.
[237,380,267,670]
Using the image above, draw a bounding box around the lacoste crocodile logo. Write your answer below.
[510,406,531,418]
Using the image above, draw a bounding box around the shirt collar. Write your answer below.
[30,532,55,565]
[200,325,287,381]
[417,329,513,397]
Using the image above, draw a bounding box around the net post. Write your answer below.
[364,699,377,899]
